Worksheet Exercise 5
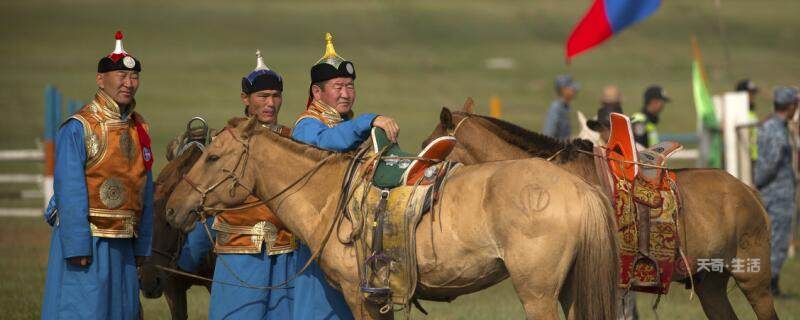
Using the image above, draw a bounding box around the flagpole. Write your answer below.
[714,0,732,81]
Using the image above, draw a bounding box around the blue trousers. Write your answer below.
[765,197,794,276]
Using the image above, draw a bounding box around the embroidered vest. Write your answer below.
[70,91,149,238]
[212,122,296,255]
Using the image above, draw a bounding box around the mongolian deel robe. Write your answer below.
[42,90,154,320]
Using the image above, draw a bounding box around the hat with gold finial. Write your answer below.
[310,33,355,84]
[242,49,283,94]
[97,30,141,73]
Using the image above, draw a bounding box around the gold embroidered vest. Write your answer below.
[212,122,296,255]
[70,91,148,238]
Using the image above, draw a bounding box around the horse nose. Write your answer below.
[166,208,175,219]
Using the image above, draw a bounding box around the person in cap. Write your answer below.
[170,50,299,319]
[292,32,398,319]
[631,85,669,148]
[755,86,798,296]
[736,79,760,162]
[587,85,624,144]
[542,74,579,139]
[41,31,153,320]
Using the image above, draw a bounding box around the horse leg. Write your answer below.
[504,245,565,320]
[730,241,777,319]
[163,275,190,320]
[693,272,738,320]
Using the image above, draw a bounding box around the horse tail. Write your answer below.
[573,187,619,320]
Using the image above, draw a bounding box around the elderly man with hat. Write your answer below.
[631,85,670,148]
[292,32,402,319]
[755,86,798,296]
[171,50,300,319]
[41,31,153,320]
[543,74,579,139]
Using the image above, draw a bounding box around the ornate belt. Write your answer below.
[212,219,297,255]
[88,208,138,238]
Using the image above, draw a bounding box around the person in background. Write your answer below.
[543,74,579,139]
[736,79,760,163]
[587,85,624,144]
[631,85,670,148]
[755,86,798,296]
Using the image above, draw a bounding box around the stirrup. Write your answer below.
[630,253,661,288]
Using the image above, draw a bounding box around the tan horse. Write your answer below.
[140,145,214,320]
[425,106,777,320]
[164,117,619,320]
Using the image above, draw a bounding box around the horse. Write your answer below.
[424,105,777,320]
[139,145,215,320]
[164,116,620,320]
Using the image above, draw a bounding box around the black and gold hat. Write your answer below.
[97,31,141,73]
[242,49,283,94]
[310,33,355,84]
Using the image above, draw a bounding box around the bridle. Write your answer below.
[448,114,472,138]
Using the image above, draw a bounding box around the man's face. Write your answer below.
[649,99,666,114]
[96,70,140,106]
[313,77,356,114]
[242,89,282,124]
[560,86,577,101]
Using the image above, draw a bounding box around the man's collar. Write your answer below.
[95,89,136,120]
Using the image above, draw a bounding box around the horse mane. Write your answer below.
[453,111,594,162]
[235,116,354,162]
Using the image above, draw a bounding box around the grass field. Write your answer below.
[1,0,800,319]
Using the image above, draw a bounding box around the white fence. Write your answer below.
[0,148,46,217]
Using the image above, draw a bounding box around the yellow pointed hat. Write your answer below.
[310,32,355,83]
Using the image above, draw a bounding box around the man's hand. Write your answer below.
[372,116,400,142]
[67,256,91,267]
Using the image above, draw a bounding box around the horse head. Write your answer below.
[165,117,259,233]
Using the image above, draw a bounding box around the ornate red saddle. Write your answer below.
[600,113,683,294]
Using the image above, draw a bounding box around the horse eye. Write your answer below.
[207,154,220,162]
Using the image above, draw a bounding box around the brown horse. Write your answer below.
[164,117,619,320]
[139,145,215,320]
[424,106,777,320]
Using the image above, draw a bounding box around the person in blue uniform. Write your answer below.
[41,31,154,320]
[291,33,400,320]
[204,50,300,320]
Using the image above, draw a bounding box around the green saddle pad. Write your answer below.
[372,128,413,189]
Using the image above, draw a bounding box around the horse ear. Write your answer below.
[440,107,454,129]
[462,97,474,114]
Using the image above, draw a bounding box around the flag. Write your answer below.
[691,36,722,168]
[566,0,661,61]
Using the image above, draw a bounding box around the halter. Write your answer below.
[448,114,472,137]
[181,128,261,214]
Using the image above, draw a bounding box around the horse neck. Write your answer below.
[248,135,350,248]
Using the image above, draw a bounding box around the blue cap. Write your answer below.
[773,86,799,105]
[554,74,579,93]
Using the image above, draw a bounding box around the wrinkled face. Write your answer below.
[243,89,282,124]
[313,77,355,114]
[165,127,256,232]
[96,70,139,106]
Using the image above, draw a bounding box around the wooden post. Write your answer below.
[489,95,502,119]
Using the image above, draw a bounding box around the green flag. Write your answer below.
[691,38,722,168]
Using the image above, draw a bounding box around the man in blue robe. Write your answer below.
[176,50,301,319]
[41,31,154,320]
[291,33,400,320]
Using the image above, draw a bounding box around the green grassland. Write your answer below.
[1,0,799,318]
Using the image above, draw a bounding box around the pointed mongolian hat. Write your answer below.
[310,33,355,84]
[97,31,141,73]
[242,49,283,94]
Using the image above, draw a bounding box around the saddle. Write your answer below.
[348,129,459,313]
[165,117,212,162]
[370,127,457,188]
[597,113,683,294]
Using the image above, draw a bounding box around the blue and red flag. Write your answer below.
[566,0,661,61]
